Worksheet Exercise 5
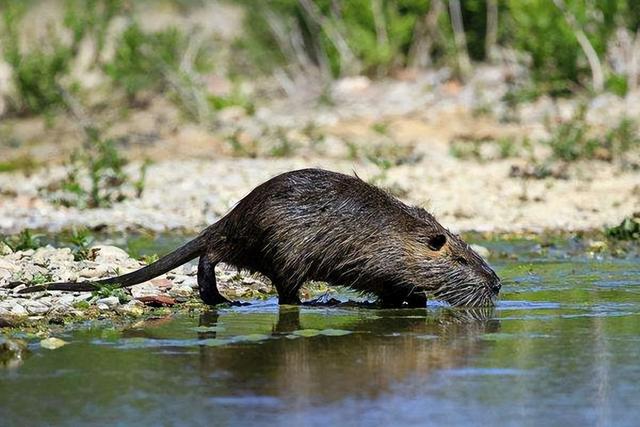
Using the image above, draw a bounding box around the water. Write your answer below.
[1,237,640,427]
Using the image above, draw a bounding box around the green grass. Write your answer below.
[1,229,43,252]
[546,107,640,162]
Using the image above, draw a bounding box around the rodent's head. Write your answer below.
[404,228,501,307]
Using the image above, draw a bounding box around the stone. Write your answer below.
[96,303,110,311]
[168,284,193,298]
[78,264,113,279]
[131,282,161,299]
[40,337,68,350]
[10,304,28,316]
[0,242,12,256]
[0,259,18,273]
[88,246,131,263]
[22,300,50,315]
[117,300,145,317]
[0,337,28,368]
[137,295,176,307]
[150,277,173,289]
[95,296,120,308]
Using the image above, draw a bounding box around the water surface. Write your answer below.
[1,238,639,427]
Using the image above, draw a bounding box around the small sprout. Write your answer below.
[140,253,159,265]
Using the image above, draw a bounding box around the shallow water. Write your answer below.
[2,238,640,427]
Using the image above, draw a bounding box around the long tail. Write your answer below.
[19,233,207,293]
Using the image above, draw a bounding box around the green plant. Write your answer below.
[269,128,296,157]
[1,1,72,115]
[30,272,54,285]
[49,124,146,209]
[73,300,92,310]
[1,229,43,252]
[104,22,214,111]
[92,284,130,304]
[371,121,390,135]
[546,108,640,162]
[63,0,124,57]
[606,213,640,240]
[65,228,95,261]
[140,253,159,265]
[1,0,123,115]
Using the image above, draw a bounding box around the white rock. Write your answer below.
[40,337,68,350]
[0,242,12,256]
[0,259,18,273]
[56,294,77,307]
[95,296,120,308]
[130,282,160,299]
[11,284,26,293]
[96,303,110,311]
[33,246,73,265]
[169,284,193,298]
[22,300,50,315]
[78,264,113,279]
[89,246,131,263]
[0,268,11,284]
[10,304,28,316]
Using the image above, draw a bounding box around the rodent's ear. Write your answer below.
[427,234,447,251]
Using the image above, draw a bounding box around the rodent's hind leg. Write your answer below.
[271,276,302,305]
[197,256,232,305]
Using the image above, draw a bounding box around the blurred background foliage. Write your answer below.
[2,0,640,118]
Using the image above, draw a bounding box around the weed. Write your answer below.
[1,0,73,115]
[606,213,640,240]
[371,121,389,135]
[140,253,159,265]
[64,228,94,261]
[0,156,39,174]
[1,229,43,252]
[92,284,130,304]
[269,128,296,157]
[73,300,92,310]
[30,272,54,286]
[546,107,640,162]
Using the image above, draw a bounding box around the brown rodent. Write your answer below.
[21,169,501,307]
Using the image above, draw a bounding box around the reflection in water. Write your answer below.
[188,305,499,405]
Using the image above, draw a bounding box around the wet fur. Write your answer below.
[21,169,501,307]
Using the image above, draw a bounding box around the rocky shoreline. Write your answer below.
[0,244,274,330]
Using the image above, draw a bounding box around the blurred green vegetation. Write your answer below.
[237,0,640,95]
[1,0,640,116]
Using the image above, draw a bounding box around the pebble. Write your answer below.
[40,337,68,350]
[22,300,50,315]
[168,284,193,298]
[0,239,266,323]
[89,246,131,263]
[117,300,145,317]
[10,304,28,316]
[95,296,120,308]
[131,282,161,299]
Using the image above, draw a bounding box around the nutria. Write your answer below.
[20,168,501,307]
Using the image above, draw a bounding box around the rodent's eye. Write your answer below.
[426,234,447,251]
